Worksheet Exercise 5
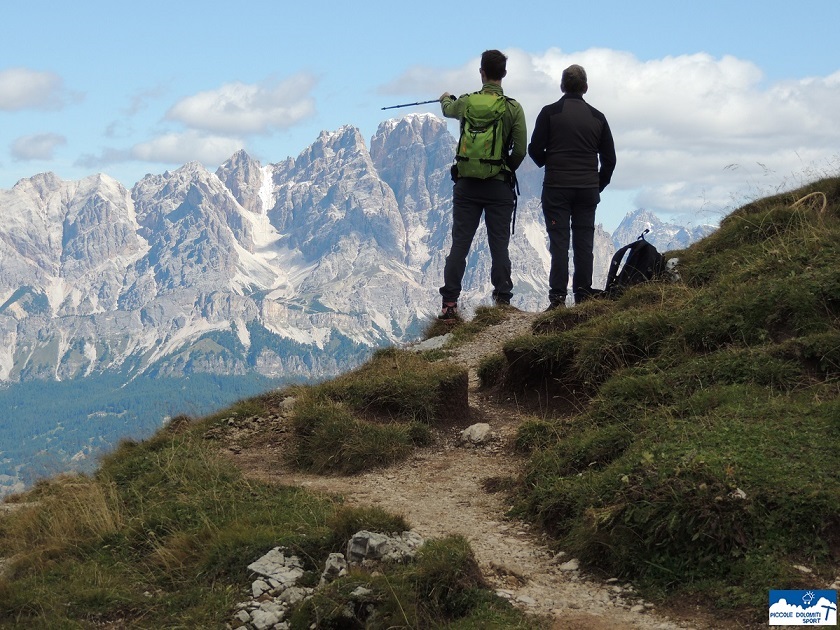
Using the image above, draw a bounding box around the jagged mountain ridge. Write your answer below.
[0,113,708,386]
[611,208,717,251]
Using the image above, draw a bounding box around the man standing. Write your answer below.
[437,49,527,320]
[528,64,616,309]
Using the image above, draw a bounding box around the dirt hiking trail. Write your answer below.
[226,308,759,630]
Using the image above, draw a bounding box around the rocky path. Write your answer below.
[228,309,749,630]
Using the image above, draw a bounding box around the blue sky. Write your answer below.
[2,0,839,231]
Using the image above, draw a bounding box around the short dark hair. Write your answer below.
[561,64,587,94]
[480,49,507,81]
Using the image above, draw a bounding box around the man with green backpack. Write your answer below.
[437,49,527,320]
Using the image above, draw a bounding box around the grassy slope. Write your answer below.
[493,179,840,621]
[0,343,533,628]
[2,179,839,626]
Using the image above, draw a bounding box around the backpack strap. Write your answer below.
[604,230,652,292]
[604,242,636,293]
[499,95,515,173]
[509,170,519,235]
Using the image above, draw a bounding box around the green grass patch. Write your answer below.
[285,347,465,474]
[0,422,534,629]
[287,534,534,630]
[504,177,840,621]
[424,305,510,345]
[0,428,339,628]
[315,347,468,423]
[477,353,506,388]
[289,398,426,474]
[531,298,615,335]
[518,387,839,612]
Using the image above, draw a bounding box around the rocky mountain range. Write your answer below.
[4,113,677,386]
[0,112,719,497]
[611,208,717,252]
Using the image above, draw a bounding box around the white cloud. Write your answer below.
[123,82,170,116]
[388,48,840,222]
[0,67,69,111]
[10,133,67,160]
[131,131,244,164]
[76,131,244,169]
[75,148,133,170]
[166,74,317,134]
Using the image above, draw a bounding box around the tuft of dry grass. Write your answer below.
[2,476,123,558]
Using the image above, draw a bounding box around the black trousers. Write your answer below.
[541,186,599,305]
[440,177,515,304]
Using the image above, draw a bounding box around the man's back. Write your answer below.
[529,93,615,190]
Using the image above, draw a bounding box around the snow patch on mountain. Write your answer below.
[258,164,275,216]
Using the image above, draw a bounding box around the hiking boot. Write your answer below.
[574,287,603,304]
[544,300,564,312]
[438,302,459,321]
[492,291,512,307]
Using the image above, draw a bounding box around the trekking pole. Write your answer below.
[380,99,441,110]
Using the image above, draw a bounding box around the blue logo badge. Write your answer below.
[769,590,837,626]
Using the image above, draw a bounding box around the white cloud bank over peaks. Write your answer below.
[11,133,67,160]
[166,73,318,134]
[0,67,71,111]
[78,73,318,170]
[394,48,840,223]
[131,130,245,166]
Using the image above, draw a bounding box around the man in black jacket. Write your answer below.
[528,64,616,309]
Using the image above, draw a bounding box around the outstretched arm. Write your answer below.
[440,93,464,120]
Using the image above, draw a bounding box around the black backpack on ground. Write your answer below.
[603,229,666,297]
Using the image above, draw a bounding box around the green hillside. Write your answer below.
[1,178,838,628]
[487,180,840,614]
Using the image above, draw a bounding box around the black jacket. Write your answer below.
[528,93,616,191]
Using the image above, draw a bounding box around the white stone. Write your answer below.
[665,257,681,282]
[558,558,579,571]
[346,530,424,564]
[320,552,348,585]
[279,586,310,605]
[459,423,491,445]
[729,487,747,500]
[351,586,373,598]
[407,333,452,352]
[251,579,270,598]
[251,608,281,630]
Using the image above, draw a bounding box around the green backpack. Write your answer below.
[455,92,510,179]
